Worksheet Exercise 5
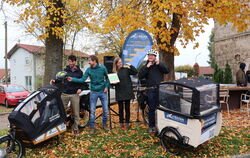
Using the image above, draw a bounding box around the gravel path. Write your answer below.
[0,113,9,130]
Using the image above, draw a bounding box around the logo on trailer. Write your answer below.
[164,112,188,124]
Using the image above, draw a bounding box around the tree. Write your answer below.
[224,62,233,84]
[217,69,224,84]
[96,0,250,81]
[4,0,250,83]
[4,0,95,85]
[213,64,219,83]
[207,29,216,69]
[193,63,200,78]
[213,63,225,83]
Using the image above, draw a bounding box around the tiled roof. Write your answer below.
[7,44,89,58]
[199,66,214,75]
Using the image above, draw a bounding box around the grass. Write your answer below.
[0,105,249,157]
[0,129,8,136]
[20,124,248,158]
[0,105,14,113]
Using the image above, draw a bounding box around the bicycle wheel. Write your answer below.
[0,135,25,158]
[160,127,183,155]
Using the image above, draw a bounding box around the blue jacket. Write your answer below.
[72,64,110,92]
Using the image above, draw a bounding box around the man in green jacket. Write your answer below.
[68,55,110,134]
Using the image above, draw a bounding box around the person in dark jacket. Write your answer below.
[138,49,169,134]
[236,63,247,87]
[50,55,84,136]
[113,57,138,129]
[246,71,250,84]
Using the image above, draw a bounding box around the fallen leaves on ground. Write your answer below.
[3,102,249,157]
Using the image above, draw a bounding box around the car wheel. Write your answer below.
[5,100,9,108]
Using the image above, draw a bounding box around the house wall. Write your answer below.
[9,48,35,91]
[9,48,89,91]
[214,22,250,82]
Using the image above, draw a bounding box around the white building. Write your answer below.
[7,44,89,91]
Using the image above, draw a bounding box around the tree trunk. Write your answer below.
[43,36,64,85]
[155,12,181,81]
[159,51,175,81]
[43,0,64,85]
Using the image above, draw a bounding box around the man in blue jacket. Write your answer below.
[68,55,110,134]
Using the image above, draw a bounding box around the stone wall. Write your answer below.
[214,22,250,82]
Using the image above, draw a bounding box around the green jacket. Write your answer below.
[72,64,110,92]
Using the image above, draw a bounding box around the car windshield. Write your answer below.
[6,85,26,93]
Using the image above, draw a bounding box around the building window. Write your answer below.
[25,76,32,91]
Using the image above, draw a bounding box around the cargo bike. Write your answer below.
[0,73,90,158]
[156,78,222,154]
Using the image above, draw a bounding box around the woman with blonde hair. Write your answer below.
[113,57,138,129]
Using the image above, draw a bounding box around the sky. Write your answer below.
[0,3,214,69]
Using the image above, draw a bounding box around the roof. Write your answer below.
[0,69,9,80]
[7,44,89,59]
[199,66,214,75]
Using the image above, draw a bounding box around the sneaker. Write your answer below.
[73,129,79,136]
[89,127,95,134]
[103,125,110,131]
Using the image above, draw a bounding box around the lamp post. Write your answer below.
[195,52,201,63]
[4,21,8,85]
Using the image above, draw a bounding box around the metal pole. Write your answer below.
[195,52,201,63]
[4,21,8,85]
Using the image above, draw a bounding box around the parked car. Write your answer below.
[0,84,30,108]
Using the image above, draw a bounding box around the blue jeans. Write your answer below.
[147,91,158,128]
[89,92,109,128]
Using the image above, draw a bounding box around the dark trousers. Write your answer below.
[147,91,158,128]
[118,100,130,123]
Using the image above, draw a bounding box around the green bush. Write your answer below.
[213,64,224,83]
[213,63,232,84]
[224,63,233,84]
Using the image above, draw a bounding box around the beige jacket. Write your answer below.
[236,69,247,86]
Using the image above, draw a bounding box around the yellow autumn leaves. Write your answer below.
[3,0,250,55]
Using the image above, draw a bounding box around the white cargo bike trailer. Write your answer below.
[156,78,222,154]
